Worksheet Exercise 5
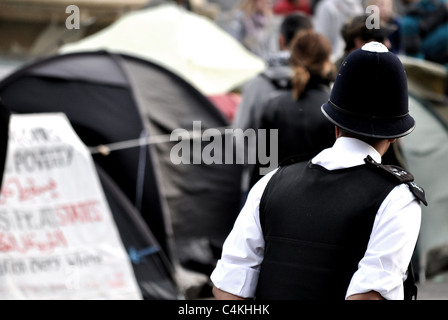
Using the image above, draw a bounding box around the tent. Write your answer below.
[398,56,448,280]
[0,66,15,82]
[96,163,182,300]
[0,51,243,297]
[59,3,266,96]
[0,58,22,82]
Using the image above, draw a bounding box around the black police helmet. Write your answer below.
[322,42,415,139]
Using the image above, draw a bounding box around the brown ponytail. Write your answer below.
[292,64,310,100]
[289,31,336,100]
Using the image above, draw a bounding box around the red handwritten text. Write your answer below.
[0,229,68,254]
[55,200,102,226]
[0,177,58,205]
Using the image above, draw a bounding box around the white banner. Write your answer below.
[0,113,142,300]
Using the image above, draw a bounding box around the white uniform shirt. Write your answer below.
[211,137,422,300]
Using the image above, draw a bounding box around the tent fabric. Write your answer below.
[29,55,130,87]
[0,51,243,295]
[96,163,182,300]
[400,95,448,278]
[398,56,448,278]
[59,3,266,96]
[0,66,15,82]
[0,53,169,255]
[114,52,243,248]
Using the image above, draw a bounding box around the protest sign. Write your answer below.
[0,113,142,300]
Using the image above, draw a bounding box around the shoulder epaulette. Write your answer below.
[365,155,428,206]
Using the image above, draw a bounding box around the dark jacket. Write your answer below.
[250,75,335,187]
[233,51,292,133]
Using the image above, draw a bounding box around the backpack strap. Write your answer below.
[364,155,428,206]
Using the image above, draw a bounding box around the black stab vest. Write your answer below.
[255,160,402,300]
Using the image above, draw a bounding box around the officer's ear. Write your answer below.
[335,126,343,138]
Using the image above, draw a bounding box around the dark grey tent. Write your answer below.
[0,51,243,297]
[398,56,448,281]
[96,163,182,300]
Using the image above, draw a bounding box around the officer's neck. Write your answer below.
[335,127,397,157]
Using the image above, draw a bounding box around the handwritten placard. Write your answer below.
[0,113,142,300]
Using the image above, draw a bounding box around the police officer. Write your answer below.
[211,42,427,300]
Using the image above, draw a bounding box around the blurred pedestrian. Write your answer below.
[249,30,336,187]
[220,0,279,60]
[273,0,313,15]
[211,42,426,300]
[208,0,241,12]
[364,0,402,53]
[399,0,448,66]
[313,0,364,62]
[310,0,323,13]
[233,12,313,199]
[234,13,313,133]
[336,14,397,69]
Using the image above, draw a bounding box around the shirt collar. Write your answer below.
[312,137,382,170]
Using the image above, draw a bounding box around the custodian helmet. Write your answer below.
[322,42,415,139]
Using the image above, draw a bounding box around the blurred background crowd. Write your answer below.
[0,0,448,300]
[1,0,448,73]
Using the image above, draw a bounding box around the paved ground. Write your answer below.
[417,271,448,300]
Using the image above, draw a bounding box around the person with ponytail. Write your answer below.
[249,30,336,187]
[289,31,336,99]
